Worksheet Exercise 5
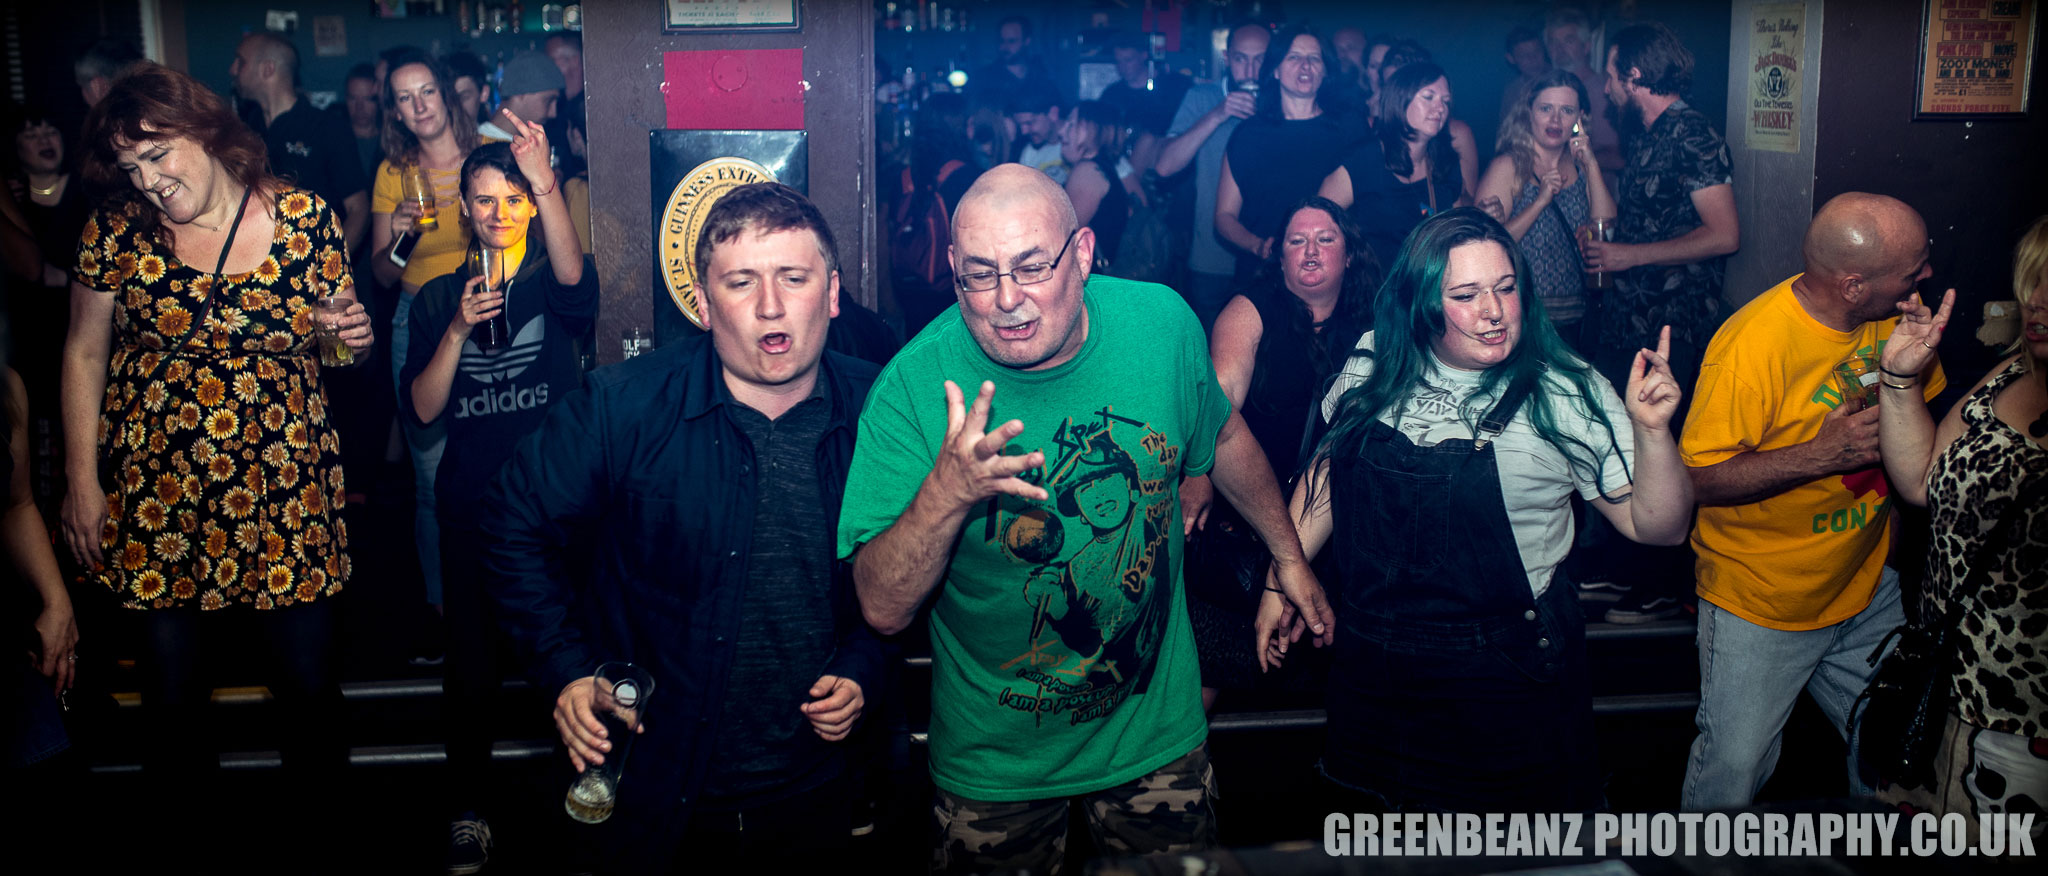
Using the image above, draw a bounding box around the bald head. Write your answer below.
[1804,193,1925,281]
[947,164,1095,370]
[953,163,1078,239]
[241,32,298,85]
[1801,192,1933,327]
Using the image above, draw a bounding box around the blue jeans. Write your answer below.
[1681,566,1903,810]
[390,291,447,605]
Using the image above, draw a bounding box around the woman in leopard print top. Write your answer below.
[1872,216,2046,845]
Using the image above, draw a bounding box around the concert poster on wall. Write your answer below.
[648,130,809,341]
[1915,0,2038,118]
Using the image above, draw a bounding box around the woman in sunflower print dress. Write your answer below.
[56,64,373,798]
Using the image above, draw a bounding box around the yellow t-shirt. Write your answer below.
[563,175,594,255]
[1681,275,1946,631]
[371,160,469,289]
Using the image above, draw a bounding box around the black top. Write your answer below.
[257,101,370,221]
[971,57,1058,113]
[399,248,599,529]
[1240,283,1363,480]
[1082,155,1129,267]
[17,177,90,281]
[701,387,839,806]
[1100,73,1194,137]
[1338,137,1465,269]
[1224,112,1369,267]
[353,136,383,183]
[480,337,883,867]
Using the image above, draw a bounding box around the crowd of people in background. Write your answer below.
[1,5,2042,875]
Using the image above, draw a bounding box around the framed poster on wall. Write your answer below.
[1915,0,2037,118]
[664,0,801,33]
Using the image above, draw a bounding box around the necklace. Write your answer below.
[187,185,247,233]
[28,176,62,196]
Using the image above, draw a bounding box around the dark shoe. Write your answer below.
[1575,577,1632,604]
[447,813,492,875]
[1604,588,1683,624]
[850,797,877,837]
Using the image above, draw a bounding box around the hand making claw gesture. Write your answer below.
[924,380,1049,516]
[1625,325,1683,432]
[1881,288,1954,379]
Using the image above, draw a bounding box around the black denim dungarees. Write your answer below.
[1320,378,1602,812]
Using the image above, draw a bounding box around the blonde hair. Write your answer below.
[1495,69,1591,191]
[2013,215,2048,369]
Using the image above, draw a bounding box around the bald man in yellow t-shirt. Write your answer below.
[1678,193,1947,810]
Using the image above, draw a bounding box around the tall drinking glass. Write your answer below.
[1578,218,1614,290]
[465,242,511,351]
[400,164,439,231]
[563,663,655,825]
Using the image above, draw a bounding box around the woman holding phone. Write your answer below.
[369,50,481,620]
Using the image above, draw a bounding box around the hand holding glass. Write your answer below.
[313,296,357,368]
[1835,355,1881,409]
[399,165,438,231]
[563,663,655,825]
[1577,219,1614,290]
[465,243,511,351]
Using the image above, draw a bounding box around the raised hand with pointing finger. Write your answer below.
[1626,325,1684,432]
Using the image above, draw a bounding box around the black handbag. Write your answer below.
[1183,507,1271,615]
[1851,479,2041,789]
[1851,603,1958,789]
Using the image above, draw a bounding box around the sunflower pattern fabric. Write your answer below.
[75,187,353,610]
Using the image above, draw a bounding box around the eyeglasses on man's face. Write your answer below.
[956,228,1080,293]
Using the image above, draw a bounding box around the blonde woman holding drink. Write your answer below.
[369,51,480,622]
[1475,69,1616,346]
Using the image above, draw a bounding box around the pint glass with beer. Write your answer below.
[400,164,439,231]
[564,663,656,824]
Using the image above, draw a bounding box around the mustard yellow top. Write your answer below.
[371,160,469,289]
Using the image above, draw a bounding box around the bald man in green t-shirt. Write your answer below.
[838,164,1332,873]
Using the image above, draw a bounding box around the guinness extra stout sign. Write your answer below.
[647,131,808,336]
[659,157,777,328]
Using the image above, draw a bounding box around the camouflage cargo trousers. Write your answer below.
[932,743,1218,875]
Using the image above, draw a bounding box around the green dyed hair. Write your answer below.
[1314,207,1630,502]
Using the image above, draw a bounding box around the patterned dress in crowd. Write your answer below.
[1876,357,2047,843]
[74,187,353,610]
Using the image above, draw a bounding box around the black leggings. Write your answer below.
[442,524,505,810]
[137,599,346,781]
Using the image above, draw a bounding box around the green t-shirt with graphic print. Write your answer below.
[837,275,1228,801]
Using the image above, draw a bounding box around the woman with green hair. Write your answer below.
[1258,207,1694,811]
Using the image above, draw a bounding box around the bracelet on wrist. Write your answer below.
[1264,586,1285,594]
[530,178,557,197]
[1879,377,1918,391]
[1878,365,1919,380]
